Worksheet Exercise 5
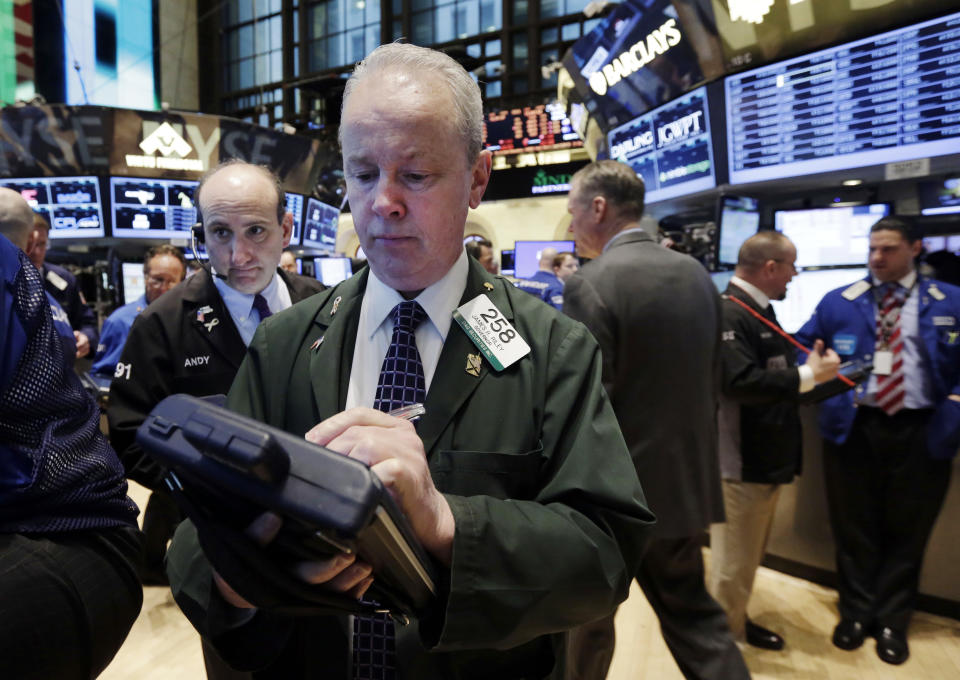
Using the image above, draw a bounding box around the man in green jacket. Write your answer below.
[166,42,653,679]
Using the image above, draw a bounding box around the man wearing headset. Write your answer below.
[106,160,323,673]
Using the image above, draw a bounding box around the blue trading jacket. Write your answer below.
[91,295,148,375]
[0,234,137,532]
[795,275,960,460]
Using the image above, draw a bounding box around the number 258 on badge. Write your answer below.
[453,294,530,371]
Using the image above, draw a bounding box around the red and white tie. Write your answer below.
[875,283,906,415]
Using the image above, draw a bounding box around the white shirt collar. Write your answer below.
[363,250,469,341]
[730,275,770,309]
[871,269,917,290]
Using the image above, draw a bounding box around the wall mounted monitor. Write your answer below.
[301,198,339,252]
[483,102,582,155]
[0,176,106,239]
[770,267,869,334]
[121,261,146,305]
[500,249,515,276]
[110,176,197,239]
[716,196,760,267]
[726,11,960,186]
[512,240,576,280]
[775,204,890,268]
[608,85,717,204]
[923,235,960,254]
[919,176,960,216]
[285,192,305,246]
[313,257,353,286]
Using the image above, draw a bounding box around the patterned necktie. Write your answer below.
[252,293,272,322]
[875,282,907,415]
[354,300,427,679]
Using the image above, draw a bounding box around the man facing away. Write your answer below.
[563,160,749,680]
[91,244,187,376]
[710,231,839,651]
[795,216,960,665]
[164,43,653,679]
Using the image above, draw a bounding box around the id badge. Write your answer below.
[873,350,893,376]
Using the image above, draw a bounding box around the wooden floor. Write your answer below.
[102,484,960,679]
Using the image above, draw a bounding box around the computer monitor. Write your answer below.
[121,261,146,305]
[0,176,106,239]
[313,257,353,286]
[716,196,759,267]
[111,176,198,239]
[500,249,515,276]
[918,177,960,217]
[774,204,890,268]
[512,240,576,279]
[285,192,305,246]
[301,198,339,252]
[770,268,869,334]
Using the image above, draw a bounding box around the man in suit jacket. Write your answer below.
[107,160,324,678]
[711,231,839,651]
[562,160,748,680]
[795,217,960,665]
[165,43,653,679]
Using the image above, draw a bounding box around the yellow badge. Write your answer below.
[465,353,482,377]
[483,282,494,291]
[331,296,342,316]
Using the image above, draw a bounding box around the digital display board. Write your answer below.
[301,198,339,252]
[919,176,960,216]
[0,176,106,239]
[923,234,960,253]
[285,192,305,246]
[111,176,197,239]
[716,196,759,267]
[608,85,716,203]
[483,103,582,155]
[512,240,576,280]
[770,268,869,333]
[726,12,960,186]
[775,204,890,268]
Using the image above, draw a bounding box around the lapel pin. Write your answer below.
[465,353,482,377]
[483,282,494,291]
[311,336,324,352]
[197,305,213,323]
[204,317,220,333]
[331,296,342,316]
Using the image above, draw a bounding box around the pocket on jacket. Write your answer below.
[429,443,544,499]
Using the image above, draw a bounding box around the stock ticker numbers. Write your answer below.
[482,104,582,155]
[725,12,960,185]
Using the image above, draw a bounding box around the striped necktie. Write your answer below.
[874,282,907,415]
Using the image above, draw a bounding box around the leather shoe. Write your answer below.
[745,619,785,651]
[832,618,869,650]
[875,627,909,665]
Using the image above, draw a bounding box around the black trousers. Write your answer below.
[566,536,749,680]
[0,526,143,680]
[823,407,952,632]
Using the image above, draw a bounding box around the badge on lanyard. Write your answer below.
[453,294,530,371]
[873,350,893,376]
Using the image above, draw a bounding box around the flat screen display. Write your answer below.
[512,240,576,280]
[726,12,960,185]
[121,261,145,305]
[770,267,869,333]
[111,176,197,239]
[608,85,716,203]
[0,176,106,239]
[924,235,960,254]
[775,204,890,268]
[919,176,960,216]
[483,103,582,155]
[313,257,353,286]
[716,196,759,266]
[285,192,305,245]
[500,249,515,276]
[301,198,338,252]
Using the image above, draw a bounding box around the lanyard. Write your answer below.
[872,281,915,349]
[724,294,856,388]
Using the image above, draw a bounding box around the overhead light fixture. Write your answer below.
[842,179,863,186]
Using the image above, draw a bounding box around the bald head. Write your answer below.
[0,188,37,250]
[736,231,794,273]
[539,247,558,270]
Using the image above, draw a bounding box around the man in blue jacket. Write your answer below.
[795,216,960,666]
[91,244,186,375]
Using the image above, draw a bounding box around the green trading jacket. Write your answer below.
[166,256,654,679]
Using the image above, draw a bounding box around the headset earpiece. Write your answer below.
[192,222,205,245]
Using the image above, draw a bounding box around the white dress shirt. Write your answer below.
[730,276,815,392]
[213,271,293,346]
[346,250,470,409]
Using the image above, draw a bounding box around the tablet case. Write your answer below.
[798,360,873,405]
[135,393,436,617]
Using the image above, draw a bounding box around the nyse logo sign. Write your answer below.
[125,121,212,172]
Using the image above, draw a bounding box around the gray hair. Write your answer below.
[0,187,37,250]
[341,43,484,164]
[571,160,645,222]
[737,231,793,270]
